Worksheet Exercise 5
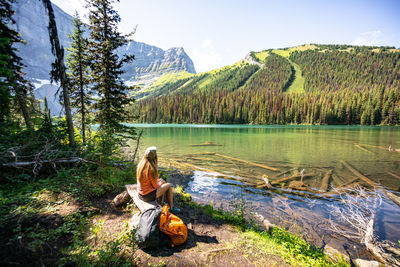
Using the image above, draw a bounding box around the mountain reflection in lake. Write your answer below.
[129,124,400,260]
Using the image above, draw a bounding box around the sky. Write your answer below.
[51,0,400,73]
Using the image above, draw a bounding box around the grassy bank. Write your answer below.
[0,165,349,266]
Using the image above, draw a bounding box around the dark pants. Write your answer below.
[138,189,157,202]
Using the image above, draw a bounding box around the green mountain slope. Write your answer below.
[130,44,400,125]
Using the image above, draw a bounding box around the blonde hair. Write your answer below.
[137,146,159,180]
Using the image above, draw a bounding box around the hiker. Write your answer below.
[137,146,177,212]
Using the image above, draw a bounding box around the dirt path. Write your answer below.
[95,192,289,266]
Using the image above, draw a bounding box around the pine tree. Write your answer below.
[41,0,76,146]
[86,0,135,155]
[66,13,90,145]
[0,0,33,129]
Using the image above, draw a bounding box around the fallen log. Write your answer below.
[276,168,298,177]
[385,191,400,207]
[341,160,400,207]
[178,161,225,176]
[270,173,315,185]
[364,217,387,264]
[319,169,332,192]
[2,157,97,168]
[340,160,378,188]
[189,141,222,147]
[112,191,130,207]
[387,172,400,181]
[354,144,374,154]
[125,184,159,213]
[336,177,359,189]
[287,180,308,191]
[214,153,280,172]
[360,143,390,151]
[331,173,347,188]
[256,175,272,189]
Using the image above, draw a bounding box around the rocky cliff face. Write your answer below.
[11,0,195,114]
[120,41,195,81]
[13,0,73,79]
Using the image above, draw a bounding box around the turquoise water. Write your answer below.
[131,124,399,186]
[129,124,400,252]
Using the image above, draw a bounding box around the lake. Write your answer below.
[129,124,400,257]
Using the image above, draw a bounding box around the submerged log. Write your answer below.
[178,161,225,176]
[360,143,391,151]
[340,160,378,188]
[331,173,347,188]
[387,171,400,181]
[354,144,374,154]
[341,160,400,207]
[336,177,359,189]
[189,142,222,147]
[214,153,280,172]
[270,173,315,186]
[256,175,272,189]
[276,168,298,177]
[319,169,332,192]
[287,180,308,191]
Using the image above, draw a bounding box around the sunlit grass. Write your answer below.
[253,51,269,62]
[286,61,305,93]
[150,71,194,88]
[273,44,318,58]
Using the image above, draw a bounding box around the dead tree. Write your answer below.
[326,186,400,265]
[41,0,76,147]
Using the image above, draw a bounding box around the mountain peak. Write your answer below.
[11,0,196,115]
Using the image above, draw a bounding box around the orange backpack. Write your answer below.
[159,204,187,246]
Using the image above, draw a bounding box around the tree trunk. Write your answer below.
[14,84,32,130]
[41,0,75,147]
[79,55,85,145]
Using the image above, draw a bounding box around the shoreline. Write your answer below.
[160,167,399,265]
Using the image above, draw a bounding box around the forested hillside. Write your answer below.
[133,45,400,125]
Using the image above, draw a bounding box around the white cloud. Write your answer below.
[191,38,223,72]
[351,30,383,46]
[192,49,222,73]
[202,38,213,49]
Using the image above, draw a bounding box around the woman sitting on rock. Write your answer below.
[137,146,177,212]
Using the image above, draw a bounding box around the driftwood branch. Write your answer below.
[326,186,400,265]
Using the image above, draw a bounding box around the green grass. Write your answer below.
[286,60,305,93]
[272,44,318,58]
[150,71,194,88]
[252,51,269,62]
[0,164,137,265]
[238,229,349,267]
